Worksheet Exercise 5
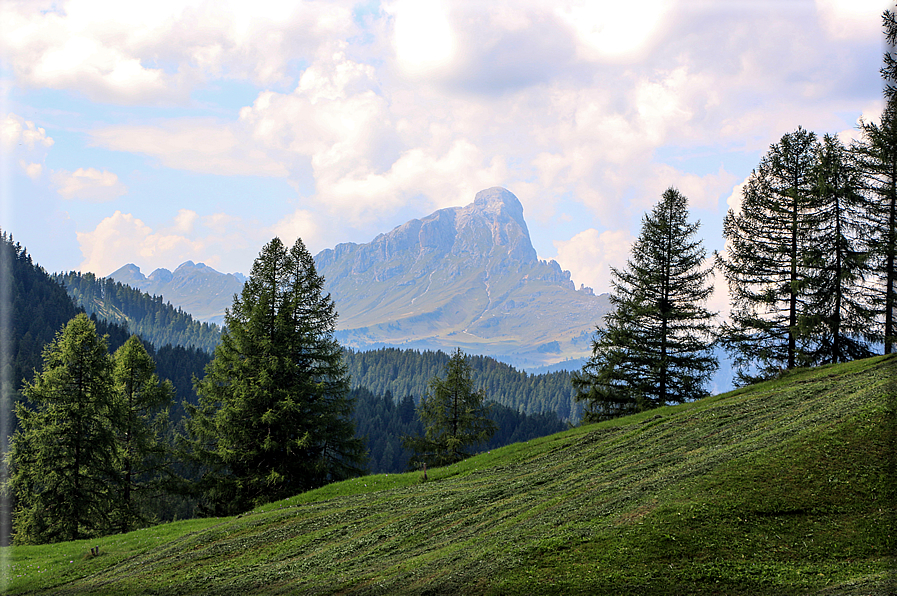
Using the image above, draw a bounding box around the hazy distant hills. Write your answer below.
[109,187,611,369]
[110,261,246,326]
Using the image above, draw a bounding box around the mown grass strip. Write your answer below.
[5,355,895,595]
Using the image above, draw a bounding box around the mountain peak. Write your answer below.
[174,260,197,271]
[454,187,536,263]
[314,187,610,368]
[473,187,525,223]
[110,263,146,282]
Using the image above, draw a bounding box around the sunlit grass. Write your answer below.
[5,355,895,595]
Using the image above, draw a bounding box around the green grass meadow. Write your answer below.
[4,355,895,595]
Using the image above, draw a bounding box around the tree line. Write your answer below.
[575,9,897,419]
[55,271,222,354]
[345,348,583,423]
[352,381,565,475]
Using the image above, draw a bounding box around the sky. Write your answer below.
[0,0,889,316]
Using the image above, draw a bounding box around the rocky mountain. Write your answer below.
[109,261,246,326]
[315,187,610,369]
[108,188,611,369]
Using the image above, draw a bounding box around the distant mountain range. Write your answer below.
[110,261,246,326]
[110,187,611,369]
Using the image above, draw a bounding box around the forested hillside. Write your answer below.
[1,233,212,413]
[54,271,221,353]
[345,347,583,423]
[1,232,81,400]
[351,387,566,474]
[3,233,571,489]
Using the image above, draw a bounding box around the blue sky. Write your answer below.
[0,0,888,315]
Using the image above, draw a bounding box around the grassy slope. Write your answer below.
[5,355,896,595]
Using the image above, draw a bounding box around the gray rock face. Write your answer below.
[315,187,609,369]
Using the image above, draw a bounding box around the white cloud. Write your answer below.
[173,209,199,234]
[706,266,731,323]
[237,51,512,222]
[556,0,669,62]
[269,209,321,252]
[240,52,393,179]
[554,228,635,294]
[0,0,357,104]
[52,167,127,202]
[815,0,888,40]
[21,161,43,180]
[77,209,261,276]
[90,121,288,177]
[77,211,155,275]
[724,177,750,214]
[2,113,54,152]
[7,1,881,283]
[644,164,739,212]
[390,0,458,76]
[2,113,54,178]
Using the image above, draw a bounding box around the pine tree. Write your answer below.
[718,128,819,382]
[403,349,496,468]
[186,237,365,515]
[801,134,875,363]
[573,188,717,421]
[9,314,118,544]
[111,335,175,532]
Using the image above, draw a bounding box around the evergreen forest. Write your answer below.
[54,271,222,353]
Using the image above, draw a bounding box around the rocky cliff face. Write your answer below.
[315,187,609,369]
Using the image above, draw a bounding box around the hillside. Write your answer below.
[0,232,211,410]
[7,355,895,595]
[54,271,221,353]
[344,347,583,423]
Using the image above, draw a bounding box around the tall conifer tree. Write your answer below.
[573,188,717,421]
[801,135,875,364]
[111,335,175,532]
[853,8,897,354]
[9,314,118,543]
[718,128,819,383]
[187,237,365,515]
[403,349,496,468]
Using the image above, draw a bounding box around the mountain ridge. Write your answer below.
[314,187,610,368]
[110,260,247,326]
[109,188,611,369]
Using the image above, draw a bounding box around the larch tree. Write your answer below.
[111,335,175,533]
[853,8,897,354]
[186,237,365,515]
[801,134,875,364]
[403,348,496,468]
[717,127,820,383]
[573,187,717,421]
[9,314,118,544]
